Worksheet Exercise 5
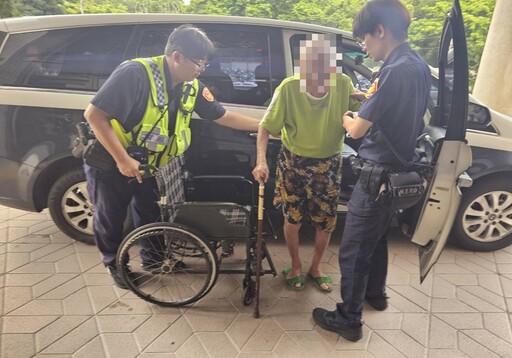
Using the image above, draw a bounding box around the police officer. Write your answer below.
[84,25,260,289]
[312,0,431,341]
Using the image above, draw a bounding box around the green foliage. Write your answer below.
[6,0,497,86]
[60,0,127,14]
[123,0,183,13]
[58,0,183,14]
[0,0,19,19]
[408,0,495,85]
[14,0,64,16]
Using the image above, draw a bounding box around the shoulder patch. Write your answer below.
[202,87,215,102]
[366,77,379,98]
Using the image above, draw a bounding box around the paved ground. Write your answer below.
[1,204,512,358]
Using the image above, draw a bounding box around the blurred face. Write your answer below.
[299,38,336,94]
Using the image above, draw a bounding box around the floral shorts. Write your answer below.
[274,147,342,233]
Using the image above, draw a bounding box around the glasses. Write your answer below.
[356,39,365,49]
[180,51,209,70]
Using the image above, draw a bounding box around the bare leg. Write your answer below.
[283,220,302,282]
[308,229,332,290]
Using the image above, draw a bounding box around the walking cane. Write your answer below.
[253,183,264,318]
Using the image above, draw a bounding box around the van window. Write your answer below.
[133,24,286,107]
[0,25,134,91]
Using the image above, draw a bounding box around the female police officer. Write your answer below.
[313,0,431,341]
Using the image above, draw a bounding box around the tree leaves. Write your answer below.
[4,0,496,87]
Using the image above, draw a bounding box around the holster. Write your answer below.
[359,164,387,195]
[83,139,116,171]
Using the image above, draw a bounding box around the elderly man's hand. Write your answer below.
[350,89,367,102]
[252,163,269,184]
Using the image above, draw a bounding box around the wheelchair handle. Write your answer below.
[139,164,158,179]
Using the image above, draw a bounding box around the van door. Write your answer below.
[409,0,471,282]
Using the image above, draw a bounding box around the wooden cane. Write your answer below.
[253,183,265,318]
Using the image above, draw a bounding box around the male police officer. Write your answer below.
[312,0,431,341]
[84,25,259,289]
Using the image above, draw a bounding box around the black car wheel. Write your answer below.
[453,177,512,251]
[48,169,95,245]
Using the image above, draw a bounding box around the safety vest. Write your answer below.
[111,55,199,167]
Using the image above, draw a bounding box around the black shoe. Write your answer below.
[107,265,129,289]
[312,308,362,342]
[365,295,389,311]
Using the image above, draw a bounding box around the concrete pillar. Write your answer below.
[473,0,512,116]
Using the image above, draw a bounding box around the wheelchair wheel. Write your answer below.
[117,222,218,307]
[242,279,255,306]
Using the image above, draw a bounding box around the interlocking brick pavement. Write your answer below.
[1,205,512,358]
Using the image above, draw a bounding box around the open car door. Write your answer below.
[409,0,471,282]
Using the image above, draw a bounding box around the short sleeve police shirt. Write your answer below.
[91,60,226,132]
[357,43,431,167]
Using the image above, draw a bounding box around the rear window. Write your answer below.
[0,25,134,91]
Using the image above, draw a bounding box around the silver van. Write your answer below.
[0,10,509,266]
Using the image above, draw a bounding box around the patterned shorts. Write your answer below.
[274,147,342,233]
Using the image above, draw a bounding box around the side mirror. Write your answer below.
[467,102,491,130]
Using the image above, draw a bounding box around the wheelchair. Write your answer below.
[116,156,277,307]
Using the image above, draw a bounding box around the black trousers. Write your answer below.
[336,178,395,325]
[84,164,160,266]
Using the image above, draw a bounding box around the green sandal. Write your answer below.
[283,266,305,291]
[309,274,333,293]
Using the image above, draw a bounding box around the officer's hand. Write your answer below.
[343,111,356,125]
[117,156,142,184]
[252,163,269,184]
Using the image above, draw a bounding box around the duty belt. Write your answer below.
[349,155,404,195]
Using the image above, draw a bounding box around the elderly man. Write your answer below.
[252,34,360,292]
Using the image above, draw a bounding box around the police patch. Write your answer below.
[202,87,215,102]
[365,77,379,99]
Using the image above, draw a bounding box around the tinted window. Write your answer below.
[133,24,286,106]
[0,25,134,91]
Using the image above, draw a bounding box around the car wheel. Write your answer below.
[48,168,95,245]
[453,177,512,251]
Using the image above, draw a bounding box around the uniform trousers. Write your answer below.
[336,178,395,325]
[84,164,160,267]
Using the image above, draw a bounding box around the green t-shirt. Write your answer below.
[260,73,360,158]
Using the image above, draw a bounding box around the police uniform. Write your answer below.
[336,43,431,325]
[85,56,226,267]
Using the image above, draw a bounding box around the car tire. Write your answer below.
[452,177,512,251]
[48,168,96,245]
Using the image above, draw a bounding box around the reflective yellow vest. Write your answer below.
[111,55,199,167]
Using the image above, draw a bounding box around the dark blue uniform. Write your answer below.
[337,43,430,325]
[86,61,226,267]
